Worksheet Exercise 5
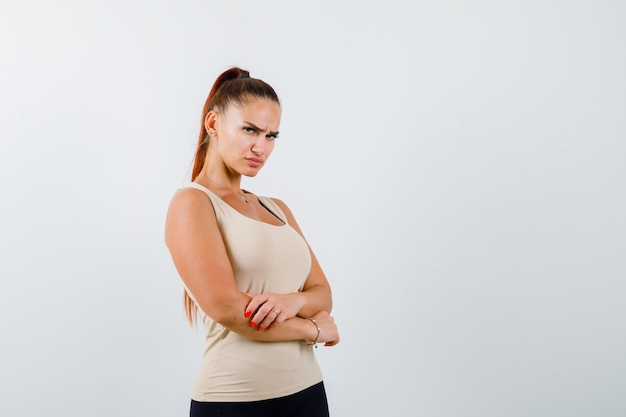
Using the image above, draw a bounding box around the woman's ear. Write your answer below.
[204,111,218,136]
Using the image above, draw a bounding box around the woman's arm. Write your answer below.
[164,188,338,345]
[245,198,334,329]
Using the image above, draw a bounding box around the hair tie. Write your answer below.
[240,70,250,78]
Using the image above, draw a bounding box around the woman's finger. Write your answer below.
[253,300,286,329]
[244,294,266,319]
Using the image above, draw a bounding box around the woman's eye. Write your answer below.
[266,134,278,141]
[244,127,255,133]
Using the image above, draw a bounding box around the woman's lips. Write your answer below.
[246,157,264,168]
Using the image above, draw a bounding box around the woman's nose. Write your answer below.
[251,138,265,155]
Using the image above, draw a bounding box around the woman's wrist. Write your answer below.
[305,317,321,349]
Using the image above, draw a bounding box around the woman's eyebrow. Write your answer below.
[244,121,279,136]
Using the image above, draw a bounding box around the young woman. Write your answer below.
[165,67,340,417]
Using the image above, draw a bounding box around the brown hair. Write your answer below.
[185,67,280,324]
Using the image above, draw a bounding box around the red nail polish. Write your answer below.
[257,326,263,331]
[267,326,272,329]
[250,322,256,327]
[245,311,251,318]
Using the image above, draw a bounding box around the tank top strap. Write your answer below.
[256,196,288,224]
[181,182,222,203]
[181,182,287,224]
[182,181,212,195]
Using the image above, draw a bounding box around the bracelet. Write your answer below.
[306,317,320,350]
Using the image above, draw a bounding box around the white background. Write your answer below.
[1,1,625,416]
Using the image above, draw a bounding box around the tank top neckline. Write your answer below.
[184,182,287,228]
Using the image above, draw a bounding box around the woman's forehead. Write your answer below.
[223,99,281,124]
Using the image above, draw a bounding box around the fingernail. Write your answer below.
[245,311,251,318]
[267,326,272,329]
[257,326,263,331]
[250,322,256,327]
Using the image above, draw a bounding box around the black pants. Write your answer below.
[190,381,330,417]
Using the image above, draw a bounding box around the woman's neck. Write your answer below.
[195,169,243,193]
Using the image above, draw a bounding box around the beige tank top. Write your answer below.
[182,182,323,402]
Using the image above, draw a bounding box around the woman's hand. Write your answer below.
[244,292,305,330]
[242,293,339,345]
[308,311,340,346]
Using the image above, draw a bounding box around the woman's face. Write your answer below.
[213,98,281,177]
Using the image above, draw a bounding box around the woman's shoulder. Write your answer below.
[167,185,216,217]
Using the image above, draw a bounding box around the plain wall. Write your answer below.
[1,1,625,416]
